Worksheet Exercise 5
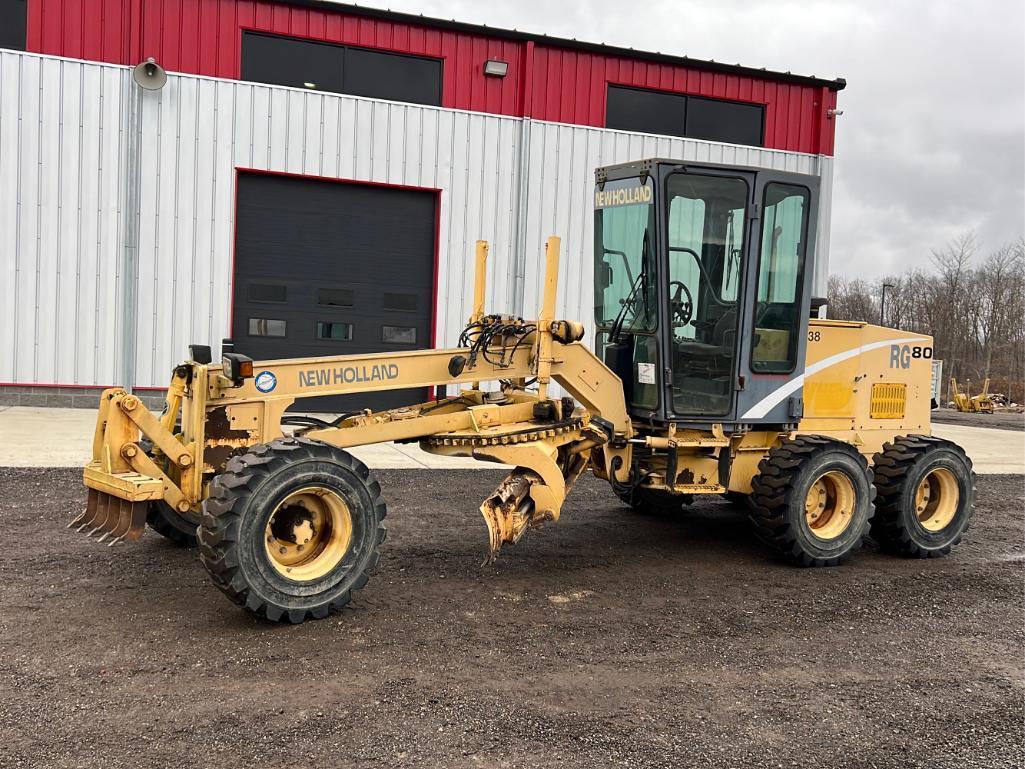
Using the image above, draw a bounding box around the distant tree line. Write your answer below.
[827,234,1025,404]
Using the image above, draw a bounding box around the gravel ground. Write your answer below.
[932,408,1025,432]
[0,468,1022,769]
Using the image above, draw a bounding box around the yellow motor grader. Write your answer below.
[950,377,995,414]
[74,159,975,623]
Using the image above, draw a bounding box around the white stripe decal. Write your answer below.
[740,337,923,420]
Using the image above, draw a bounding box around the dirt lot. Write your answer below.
[932,407,1025,432]
[1,468,1022,769]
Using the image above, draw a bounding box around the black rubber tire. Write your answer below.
[749,435,875,567]
[146,501,200,547]
[871,435,975,558]
[198,437,387,624]
[615,486,689,516]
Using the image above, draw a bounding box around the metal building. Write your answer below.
[0,0,844,408]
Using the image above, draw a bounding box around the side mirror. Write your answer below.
[599,262,613,289]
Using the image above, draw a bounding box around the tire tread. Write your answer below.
[870,434,975,558]
[197,436,387,623]
[749,435,875,567]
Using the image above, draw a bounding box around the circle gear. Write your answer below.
[422,416,586,449]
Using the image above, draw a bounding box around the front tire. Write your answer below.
[146,501,200,547]
[198,437,387,623]
[749,436,875,567]
[871,435,975,558]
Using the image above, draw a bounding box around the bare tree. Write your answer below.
[827,234,1025,403]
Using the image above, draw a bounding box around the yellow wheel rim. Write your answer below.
[804,470,857,540]
[264,486,353,582]
[914,467,960,532]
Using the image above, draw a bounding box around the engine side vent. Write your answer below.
[870,383,907,419]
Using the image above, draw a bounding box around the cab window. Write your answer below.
[594,178,659,410]
[666,173,748,416]
[751,183,810,373]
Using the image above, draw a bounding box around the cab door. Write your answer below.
[733,171,820,425]
[661,167,755,421]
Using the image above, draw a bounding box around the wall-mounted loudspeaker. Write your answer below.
[132,57,167,91]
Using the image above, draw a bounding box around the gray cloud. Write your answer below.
[343,0,1024,276]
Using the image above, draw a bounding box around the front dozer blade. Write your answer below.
[68,489,148,546]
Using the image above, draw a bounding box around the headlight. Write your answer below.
[221,353,255,386]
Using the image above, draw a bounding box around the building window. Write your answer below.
[343,46,442,105]
[382,325,417,344]
[382,292,418,312]
[0,0,27,51]
[241,33,345,93]
[317,288,355,307]
[248,283,288,303]
[686,96,764,147]
[241,32,442,107]
[606,85,765,147]
[606,85,687,138]
[316,321,354,341]
[248,318,287,337]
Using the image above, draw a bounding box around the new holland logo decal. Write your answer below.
[594,183,653,209]
[298,364,400,388]
[254,371,277,393]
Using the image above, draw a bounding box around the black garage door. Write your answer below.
[232,173,436,413]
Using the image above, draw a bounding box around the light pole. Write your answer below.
[880,282,895,325]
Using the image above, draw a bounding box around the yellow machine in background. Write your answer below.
[950,377,995,414]
[74,159,976,624]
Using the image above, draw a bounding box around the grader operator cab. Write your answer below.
[73,159,975,624]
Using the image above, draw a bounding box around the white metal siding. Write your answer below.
[0,53,127,386]
[0,50,833,389]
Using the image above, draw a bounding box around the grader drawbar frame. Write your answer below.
[74,237,634,559]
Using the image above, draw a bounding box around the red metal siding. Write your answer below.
[529,45,832,155]
[26,0,837,155]
[28,0,527,114]
[27,0,138,63]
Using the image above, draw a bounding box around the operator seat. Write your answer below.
[673,308,736,361]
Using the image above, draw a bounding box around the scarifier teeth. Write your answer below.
[70,490,147,544]
[74,489,107,532]
[480,503,505,566]
[479,473,536,566]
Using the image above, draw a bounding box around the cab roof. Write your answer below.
[595,158,818,183]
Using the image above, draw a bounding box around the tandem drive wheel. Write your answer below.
[871,435,975,558]
[198,438,387,623]
[749,436,875,567]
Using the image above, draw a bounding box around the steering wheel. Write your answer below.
[669,280,694,330]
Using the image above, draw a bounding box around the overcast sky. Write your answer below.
[345,0,1024,279]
